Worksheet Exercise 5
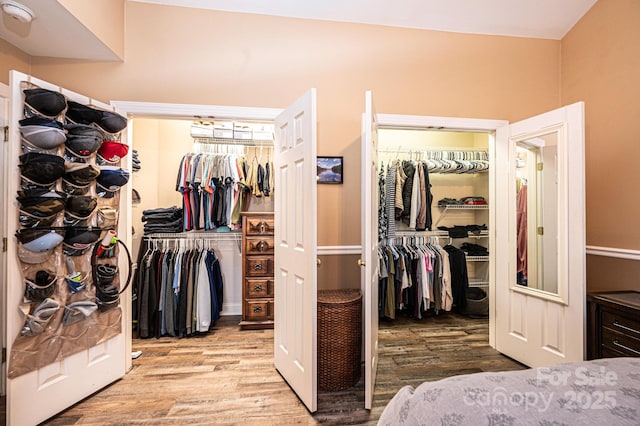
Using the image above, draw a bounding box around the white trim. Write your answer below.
[111,100,283,121]
[0,81,8,398]
[378,112,508,350]
[109,99,284,375]
[220,303,242,316]
[586,245,640,261]
[378,113,508,131]
[317,245,361,255]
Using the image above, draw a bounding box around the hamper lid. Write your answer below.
[318,289,362,304]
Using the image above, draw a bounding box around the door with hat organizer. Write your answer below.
[3,70,132,426]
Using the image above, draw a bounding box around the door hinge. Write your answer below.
[3,126,8,142]
[537,227,544,235]
[537,162,543,171]
[2,237,7,252]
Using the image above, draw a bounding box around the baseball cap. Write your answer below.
[23,88,67,117]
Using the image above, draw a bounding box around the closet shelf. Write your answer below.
[466,256,489,262]
[434,204,489,228]
[438,204,488,210]
[193,137,274,146]
[467,231,489,238]
[469,280,489,287]
[145,231,242,240]
[393,230,488,239]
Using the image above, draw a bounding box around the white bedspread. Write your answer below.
[378,357,640,425]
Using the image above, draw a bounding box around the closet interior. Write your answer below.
[377,128,491,323]
[131,117,276,337]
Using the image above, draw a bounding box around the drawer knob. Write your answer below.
[253,306,263,313]
[256,241,269,252]
[254,284,263,291]
[253,263,263,271]
[258,221,268,233]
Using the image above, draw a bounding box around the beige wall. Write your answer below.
[58,0,125,60]
[0,38,30,82]
[3,0,636,296]
[30,2,561,257]
[561,0,640,292]
[25,2,562,289]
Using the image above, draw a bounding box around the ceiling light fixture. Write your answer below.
[1,0,35,24]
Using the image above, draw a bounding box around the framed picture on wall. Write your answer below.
[317,156,343,184]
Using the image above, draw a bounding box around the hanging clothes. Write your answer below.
[378,163,388,241]
[177,151,274,232]
[135,239,224,339]
[378,237,454,320]
[443,244,469,311]
[379,160,434,234]
[516,184,528,285]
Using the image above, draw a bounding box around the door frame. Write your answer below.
[110,100,283,370]
[376,113,508,348]
[0,82,8,397]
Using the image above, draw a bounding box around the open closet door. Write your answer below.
[0,82,9,397]
[273,89,318,412]
[495,102,585,367]
[5,71,127,425]
[361,91,379,409]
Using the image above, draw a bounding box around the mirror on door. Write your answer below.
[515,131,559,295]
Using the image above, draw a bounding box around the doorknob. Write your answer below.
[358,259,366,267]
[317,258,321,266]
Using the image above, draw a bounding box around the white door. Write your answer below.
[5,71,127,425]
[273,89,318,412]
[495,102,585,367]
[360,91,379,410]
[0,82,9,397]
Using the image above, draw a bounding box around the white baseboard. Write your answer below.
[220,303,242,316]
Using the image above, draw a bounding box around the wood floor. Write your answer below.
[13,312,524,425]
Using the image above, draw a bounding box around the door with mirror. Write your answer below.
[495,102,585,367]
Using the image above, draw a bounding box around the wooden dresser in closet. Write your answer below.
[240,212,275,329]
[587,291,640,359]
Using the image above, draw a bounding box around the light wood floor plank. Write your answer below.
[1,312,524,424]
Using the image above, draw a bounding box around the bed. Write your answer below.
[378,357,640,425]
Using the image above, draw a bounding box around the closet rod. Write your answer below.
[387,231,453,245]
[394,230,488,239]
[144,231,242,241]
[378,147,487,154]
[394,230,450,237]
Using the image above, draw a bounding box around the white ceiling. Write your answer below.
[133,0,598,40]
[0,0,120,61]
[0,0,597,61]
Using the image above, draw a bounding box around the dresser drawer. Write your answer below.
[246,217,275,236]
[602,310,640,339]
[245,237,274,255]
[246,278,274,298]
[601,329,640,357]
[245,256,273,277]
[245,300,271,321]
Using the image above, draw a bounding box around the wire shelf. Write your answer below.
[466,256,489,262]
[438,204,489,210]
[144,231,242,240]
[193,137,273,146]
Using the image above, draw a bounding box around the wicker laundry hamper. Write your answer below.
[317,289,362,391]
